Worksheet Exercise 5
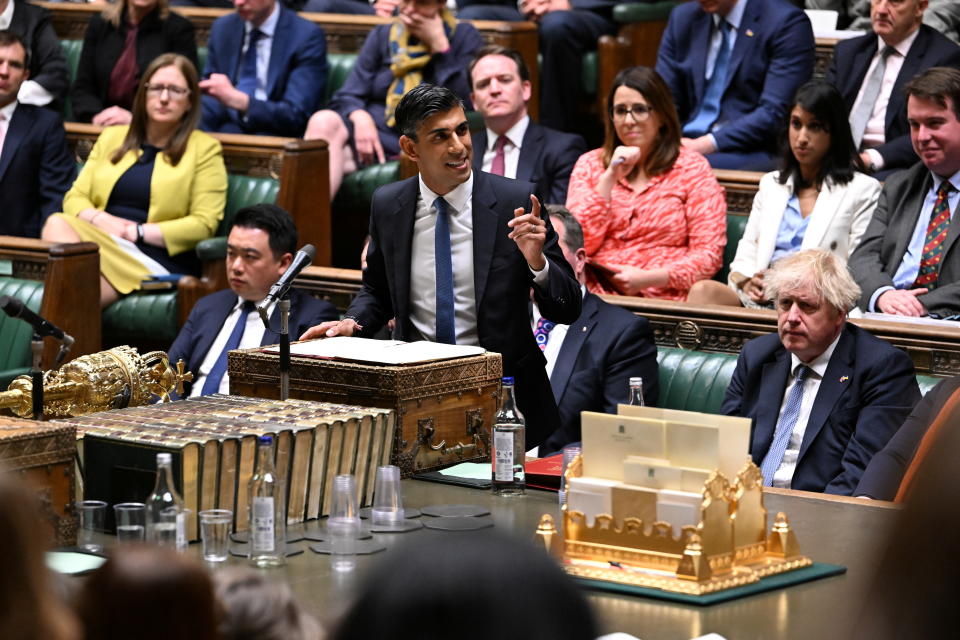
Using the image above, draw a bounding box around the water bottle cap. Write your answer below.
[502,376,514,385]
[629,377,643,385]
[258,435,274,445]
[156,453,172,464]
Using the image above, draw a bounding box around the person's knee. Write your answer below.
[305,110,347,142]
[41,214,70,241]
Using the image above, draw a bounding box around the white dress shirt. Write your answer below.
[481,115,529,179]
[0,100,17,160]
[242,2,280,102]
[530,285,586,378]
[190,296,275,397]
[770,333,842,488]
[0,1,53,106]
[853,28,920,171]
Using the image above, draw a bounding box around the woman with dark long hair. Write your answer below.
[43,53,226,307]
[566,66,726,300]
[688,79,881,307]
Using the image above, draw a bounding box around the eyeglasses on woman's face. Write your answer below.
[145,83,190,99]
[611,104,654,122]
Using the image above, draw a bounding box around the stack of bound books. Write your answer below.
[58,394,395,539]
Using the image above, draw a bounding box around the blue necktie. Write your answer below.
[434,197,456,345]
[760,365,810,486]
[201,301,256,396]
[683,19,732,138]
[236,29,264,98]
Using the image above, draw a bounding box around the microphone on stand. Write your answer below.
[0,295,75,351]
[257,244,316,329]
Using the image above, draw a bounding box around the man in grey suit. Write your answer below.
[848,66,960,318]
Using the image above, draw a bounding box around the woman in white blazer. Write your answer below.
[688,80,881,307]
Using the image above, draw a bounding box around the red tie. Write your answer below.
[490,135,507,176]
[914,181,954,289]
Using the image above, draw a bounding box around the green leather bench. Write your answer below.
[655,346,942,415]
[0,278,45,388]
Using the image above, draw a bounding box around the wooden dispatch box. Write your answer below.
[228,348,503,476]
[0,419,77,546]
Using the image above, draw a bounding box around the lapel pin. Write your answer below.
[839,375,849,383]
[582,326,587,332]
[745,29,754,37]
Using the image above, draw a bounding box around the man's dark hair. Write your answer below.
[468,45,530,86]
[231,204,298,257]
[905,66,960,121]
[395,84,464,140]
[0,30,30,69]
[544,205,583,252]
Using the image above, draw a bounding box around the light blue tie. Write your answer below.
[760,365,810,486]
[434,197,455,344]
[683,19,732,138]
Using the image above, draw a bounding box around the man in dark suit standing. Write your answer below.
[169,204,338,397]
[199,0,327,136]
[849,67,960,318]
[0,31,73,238]
[302,84,582,449]
[536,206,658,456]
[826,0,960,179]
[656,0,815,171]
[2,0,68,107]
[722,249,920,495]
[469,46,586,206]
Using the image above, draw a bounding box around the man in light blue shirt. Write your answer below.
[849,66,960,319]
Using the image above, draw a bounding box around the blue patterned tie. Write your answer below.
[760,365,810,486]
[236,29,264,98]
[533,317,556,351]
[201,301,256,395]
[683,19,732,138]
[434,197,455,344]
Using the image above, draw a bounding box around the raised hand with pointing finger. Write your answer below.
[507,194,547,270]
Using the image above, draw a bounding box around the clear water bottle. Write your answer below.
[249,435,286,567]
[145,453,187,551]
[628,376,645,406]
[492,376,525,496]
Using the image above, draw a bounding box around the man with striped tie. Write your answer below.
[722,249,920,495]
[849,66,960,319]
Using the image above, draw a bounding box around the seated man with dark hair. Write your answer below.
[722,249,920,495]
[848,66,960,318]
[469,46,585,205]
[169,204,338,397]
[537,206,658,456]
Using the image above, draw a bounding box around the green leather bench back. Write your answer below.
[0,278,45,388]
[60,39,84,121]
[325,53,356,105]
[717,213,748,284]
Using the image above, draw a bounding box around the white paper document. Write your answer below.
[266,336,486,365]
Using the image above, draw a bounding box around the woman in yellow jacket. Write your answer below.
[44,53,226,308]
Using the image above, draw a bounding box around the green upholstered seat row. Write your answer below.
[654,346,943,415]
[718,213,748,284]
[0,278,45,388]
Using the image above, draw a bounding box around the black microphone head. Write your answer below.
[0,295,23,316]
[300,244,317,262]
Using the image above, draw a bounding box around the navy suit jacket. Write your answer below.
[471,121,586,206]
[656,0,815,155]
[168,288,338,396]
[826,25,960,172]
[347,171,582,448]
[0,104,75,237]
[539,292,659,456]
[856,377,960,500]
[200,5,327,136]
[721,323,920,495]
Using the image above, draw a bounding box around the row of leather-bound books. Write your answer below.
[56,394,395,540]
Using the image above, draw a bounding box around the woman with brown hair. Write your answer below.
[43,53,226,307]
[566,66,726,300]
[71,0,198,125]
[0,472,79,640]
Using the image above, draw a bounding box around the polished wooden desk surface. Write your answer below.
[218,481,900,640]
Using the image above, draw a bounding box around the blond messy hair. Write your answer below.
[764,249,861,313]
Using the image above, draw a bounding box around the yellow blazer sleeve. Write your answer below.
[154,132,227,256]
[61,126,130,216]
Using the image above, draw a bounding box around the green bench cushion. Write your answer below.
[613,1,680,23]
[0,278,44,385]
[325,53,356,105]
[717,213,747,283]
[656,347,738,414]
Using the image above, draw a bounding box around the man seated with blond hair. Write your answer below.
[722,249,920,495]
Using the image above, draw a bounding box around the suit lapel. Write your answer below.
[0,107,33,183]
[889,28,928,132]
[516,122,542,184]
[550,292,595,402]
[892,169,933,267]
[471,130,487,174]
[938,178,960,261]
[798,328,854,461]
[757,176,791,266]
[752,350,791,462]
[846,38,878,106]
[692,12,712,103]
[195,295,239,373]
[723,7,760,96]
[472,172,499,308]
[265,7,290,97]
[803,178,843,249]
[391,178,419,331]
[226,15,246,82]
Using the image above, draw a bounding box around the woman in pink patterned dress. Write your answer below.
[566,66,726,300]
